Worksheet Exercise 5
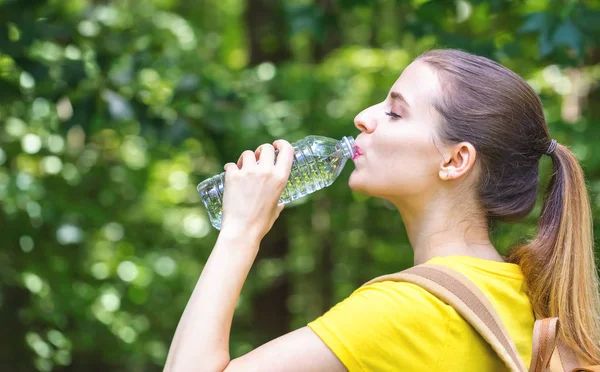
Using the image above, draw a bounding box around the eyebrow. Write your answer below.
[390,91,411,108]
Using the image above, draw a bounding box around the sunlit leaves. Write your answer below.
[1,0,599,370]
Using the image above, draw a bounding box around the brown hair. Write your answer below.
[417,49,600,363]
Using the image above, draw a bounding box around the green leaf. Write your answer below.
[538,30,554,57]
[575,8,600,33]
[284,4,323,39]
[552,19,583,57]
[519,12,552,33]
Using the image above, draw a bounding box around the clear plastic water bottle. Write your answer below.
[197,135,357,230]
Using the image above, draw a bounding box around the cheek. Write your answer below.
[374,131,440,187]
[378,129,438,168]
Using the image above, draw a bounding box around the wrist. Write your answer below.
[218,227,262,250]
[219,217,265,240]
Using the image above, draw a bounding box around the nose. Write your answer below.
[354,106,376,133]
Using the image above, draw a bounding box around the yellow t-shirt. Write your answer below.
[307,255,534,371]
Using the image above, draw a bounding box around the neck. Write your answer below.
[389,194,504,266]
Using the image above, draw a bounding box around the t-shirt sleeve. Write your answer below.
[307,281,452,371]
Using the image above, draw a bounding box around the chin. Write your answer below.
[348,172,360,191]
[348,173,374,196]
[348,173,410,200]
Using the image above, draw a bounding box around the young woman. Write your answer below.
[164,49,600,371]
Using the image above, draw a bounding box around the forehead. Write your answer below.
[389,61,441,110]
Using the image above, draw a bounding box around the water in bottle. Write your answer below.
[197,135,358,230]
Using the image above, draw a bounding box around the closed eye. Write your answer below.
[385,111,402,119]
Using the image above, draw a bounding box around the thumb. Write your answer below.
[277,202,285,214]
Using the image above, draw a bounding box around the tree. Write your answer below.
[0,0,599,370]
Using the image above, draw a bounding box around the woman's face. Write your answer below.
[349,60,446,204]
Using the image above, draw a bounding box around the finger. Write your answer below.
[237,150,258,169]
[273,140,294,176]
[224,162,239,173]
[256,143,275,168]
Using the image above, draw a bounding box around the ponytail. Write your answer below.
[508,144,600,363]
[415,49,599,361]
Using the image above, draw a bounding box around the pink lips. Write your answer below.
[352,145,363,160]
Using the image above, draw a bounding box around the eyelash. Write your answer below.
[385,111,402,120]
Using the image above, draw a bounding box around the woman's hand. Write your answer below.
[165,140,294,371]
[220,139,295,242]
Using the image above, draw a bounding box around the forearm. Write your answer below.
[165,229,261,372]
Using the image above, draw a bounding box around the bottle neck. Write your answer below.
[339,136,357,159]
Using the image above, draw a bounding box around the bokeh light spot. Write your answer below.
[56,224,83,245]
[23,272,43,293]
[117,261,138,282]
[182,213,209,238]
[169,170,188,190]
[22,134,42,154]
[91,262,110,280]
[41,156,63,175]
[257,62,276,81]
[20,235,35,252]
[6,117,27,138]
[118,326,137,344]
[100,292,120,312]
[47,135,65,153]
[103,222,124,242]
[154,256,177,277]
[20,71,35,89]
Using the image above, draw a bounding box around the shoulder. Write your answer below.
[307,281,456,371]
[350,280,454,319]
[310,280,454,332]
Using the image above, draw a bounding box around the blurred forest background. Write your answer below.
[1,0,599,370]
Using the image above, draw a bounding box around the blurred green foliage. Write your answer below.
[1,0,599,370]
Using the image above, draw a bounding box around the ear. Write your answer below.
[438,142,477,181]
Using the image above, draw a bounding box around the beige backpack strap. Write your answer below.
[531,318,559,372]
[530,317,600,372]
[559,342,600,372]
[557,337,580,372]
[362,263,528,372]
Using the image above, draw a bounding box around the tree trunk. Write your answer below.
[251,213,291,342]
[313,0,341,61]
[244,0,291,65]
